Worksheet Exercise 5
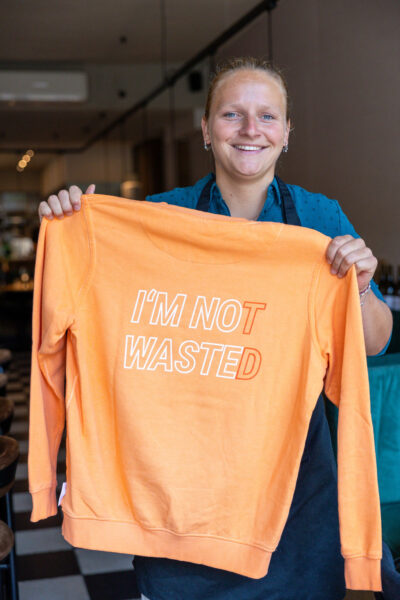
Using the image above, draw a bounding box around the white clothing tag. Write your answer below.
[58,482,67,506]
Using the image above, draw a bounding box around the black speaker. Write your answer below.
[188,71,203,92]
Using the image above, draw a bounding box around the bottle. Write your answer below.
[384,265,395,310]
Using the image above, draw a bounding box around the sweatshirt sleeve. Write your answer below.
[28,207,91,522]
[312,255,382,592]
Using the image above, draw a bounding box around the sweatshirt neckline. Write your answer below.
[83,194,284,265]
[137,200,283,265]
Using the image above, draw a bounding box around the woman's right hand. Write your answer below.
[38,184,96,222]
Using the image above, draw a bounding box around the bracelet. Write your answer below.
[359,282,371,307]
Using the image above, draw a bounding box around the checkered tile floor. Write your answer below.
[6,351,142,600]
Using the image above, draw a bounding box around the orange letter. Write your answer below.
[235,347,262,380]
[242,301,266,334]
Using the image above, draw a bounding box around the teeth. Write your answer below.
[235,145,263,151]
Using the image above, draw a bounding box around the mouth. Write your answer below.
[232,144,266,153]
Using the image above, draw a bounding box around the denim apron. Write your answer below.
[133,176,396,600]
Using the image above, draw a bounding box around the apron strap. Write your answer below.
[196,174,215,213]
[195,172,301,227]
[275,175,302,226]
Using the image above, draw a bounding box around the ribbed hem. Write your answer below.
[30,487,58,522]
[62,512,273,579]
[345,557,382,591]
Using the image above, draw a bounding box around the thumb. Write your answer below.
[85,184,96,194]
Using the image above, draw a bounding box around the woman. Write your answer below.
[38,58,394,600]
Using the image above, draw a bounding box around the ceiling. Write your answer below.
[0,0,264,169]
[0,0,259,63]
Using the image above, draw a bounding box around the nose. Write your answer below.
[240,115,260,137]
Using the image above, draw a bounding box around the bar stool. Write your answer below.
[0,399,13,437]
[0,521,15,599]
[0,436,20,600]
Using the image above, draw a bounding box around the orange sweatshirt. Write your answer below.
[28,194,382,591]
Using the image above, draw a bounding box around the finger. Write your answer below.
[352,256,378,279]
[57,189,74,216]
[85,184,96,194]
[47,194,64,218]
[329,238,365,273]
[334,248,372,278]
[38,201,54,221]
[325,235,356,265]
[69,185,84,211]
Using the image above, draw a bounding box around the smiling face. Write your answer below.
[201,69,290,183]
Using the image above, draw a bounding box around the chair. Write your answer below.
[0,436,20,600]
[0,521,15,598]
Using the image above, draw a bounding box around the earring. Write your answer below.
[203,142,210,151]
[282,144,288,153]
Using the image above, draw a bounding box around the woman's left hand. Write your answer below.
[326,235,378,292]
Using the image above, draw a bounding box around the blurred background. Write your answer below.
[0,1,398,599]
[0,0,399,351]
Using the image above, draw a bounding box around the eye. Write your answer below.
[223,112,238,118]
[261,114,274,121]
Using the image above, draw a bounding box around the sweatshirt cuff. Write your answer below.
[345,557,382,591]
[30,487,58,522]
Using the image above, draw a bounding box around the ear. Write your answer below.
[284,118,291,145]
[201,116,211,145]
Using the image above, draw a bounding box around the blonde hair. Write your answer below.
[204,56,291,122]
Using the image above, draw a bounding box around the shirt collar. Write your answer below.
[207,172,282,218]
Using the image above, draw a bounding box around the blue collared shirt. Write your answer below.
[148,172,392,356]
